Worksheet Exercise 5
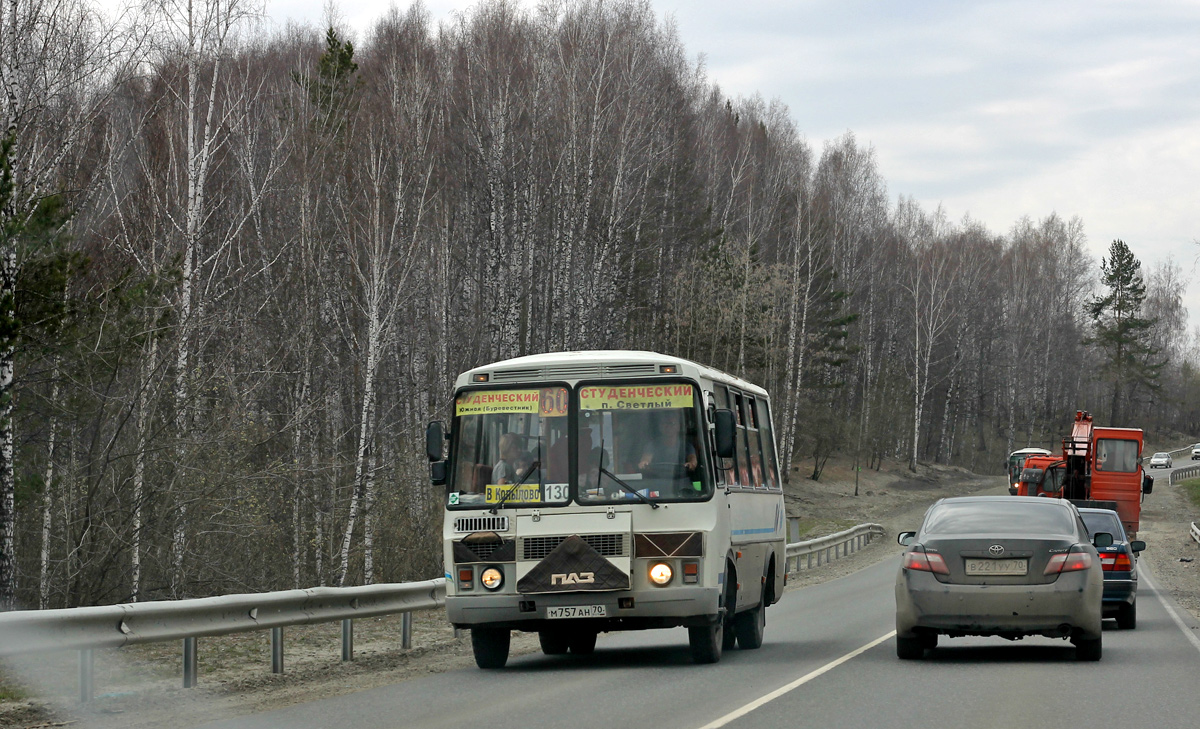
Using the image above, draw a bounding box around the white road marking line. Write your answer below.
[1141,570,1200,654]
[697,631,896,729]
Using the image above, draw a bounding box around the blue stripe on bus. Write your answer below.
[731,527,778,535]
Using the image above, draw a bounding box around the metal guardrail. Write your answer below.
[0,522,887,704]
[0,579,445,701]
[785,523,885,573]
[1170,465,1200,485]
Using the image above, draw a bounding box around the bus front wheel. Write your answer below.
[688,621,723,664]
[471,627,510,669]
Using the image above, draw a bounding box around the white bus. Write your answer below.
[426,351,786,667]
[1006,447,1052,494]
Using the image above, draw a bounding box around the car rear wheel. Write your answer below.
[1117,600,1137,630]
[472,627,511,669]
[1074,635,1102,661]
[896,635,925,660]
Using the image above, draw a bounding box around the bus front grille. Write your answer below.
[520,534,628,560]
[454,516,509,533]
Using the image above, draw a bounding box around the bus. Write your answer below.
[1006,447,1052,494]
[425,350,786,667]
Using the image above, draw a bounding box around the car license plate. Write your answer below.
[965,558,1027,576]
[545,605,607,619]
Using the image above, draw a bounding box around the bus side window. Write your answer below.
[705,390,725,486]
[714,385,734,483]
[745,396,764,488]
[732,391,751,487]
[755,398,781,490]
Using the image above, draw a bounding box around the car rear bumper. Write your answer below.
[1101,576,1136,609]
[896,569,1103,640]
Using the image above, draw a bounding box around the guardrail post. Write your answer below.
[341,618,354,661]
[271,627,284,674]
[182,637,198,688]
[806,553,812,569]
[401,611,413,650]
[78,649,93,704]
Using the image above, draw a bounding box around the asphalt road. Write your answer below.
[198,536,1200,729]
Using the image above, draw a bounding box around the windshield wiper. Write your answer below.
[490,433,543,514]
[599,466,659,509]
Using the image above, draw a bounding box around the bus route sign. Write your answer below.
[579,384,693,410]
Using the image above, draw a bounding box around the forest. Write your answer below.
[0,0,1195,610]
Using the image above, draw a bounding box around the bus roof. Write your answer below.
[1009,448,1052,456]
[456,350,769,397]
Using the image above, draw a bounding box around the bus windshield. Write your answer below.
[576,382,711,504]
[448,386,572,508]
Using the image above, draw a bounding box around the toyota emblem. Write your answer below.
[988,544,1005,556]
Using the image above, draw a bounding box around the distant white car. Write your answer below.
[1192,444,1200,461]
[1149,452,1172,469]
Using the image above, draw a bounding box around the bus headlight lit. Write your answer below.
[480,566,504,591]
[649,562,673,586]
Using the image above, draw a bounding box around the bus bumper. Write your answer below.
[447,586,721,631]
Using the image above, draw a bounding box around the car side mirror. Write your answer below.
[1142,473,1154,494]
[714,409,736,459]
[1092,532,1114,549]
[1130,540,1146,553]
[898,531,916,546]
[426,421,445,462]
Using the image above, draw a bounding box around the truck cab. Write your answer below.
[1014,413,1152,537]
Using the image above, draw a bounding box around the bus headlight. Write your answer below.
[480,566,504,591]
[649,562,673,586]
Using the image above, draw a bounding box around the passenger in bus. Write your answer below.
[492,432,524,485]
[546,421,604,484]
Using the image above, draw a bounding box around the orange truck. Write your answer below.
[1015,411,1154,537]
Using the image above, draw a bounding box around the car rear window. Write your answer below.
[1080,511,1124,539]
[922,502,1076,535]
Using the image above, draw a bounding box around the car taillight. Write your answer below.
[1100,552,1133,571]
[1045,548,1093,575]
[903,549,949,575]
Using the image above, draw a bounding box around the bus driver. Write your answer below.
[638,412,699,477]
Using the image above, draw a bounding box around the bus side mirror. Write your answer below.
[898,531,916,546]
[426,421,445,462]
[1130,540,1146,553]
[430,461,447,486]
[1093,532,1113,549]
[1142,473,1153,494]
[714,409,736,459]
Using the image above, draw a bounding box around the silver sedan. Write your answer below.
[1148,452,1172,468]
[895,496,1108,661]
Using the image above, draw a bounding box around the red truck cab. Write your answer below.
[1014,413,1152,537]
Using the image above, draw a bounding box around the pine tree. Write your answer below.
[1088,240,1161,424]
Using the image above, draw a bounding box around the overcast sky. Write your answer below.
[237,1,1200,325]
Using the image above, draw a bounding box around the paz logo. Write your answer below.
[448,492,460,506]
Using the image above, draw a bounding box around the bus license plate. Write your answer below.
[546,605,607,619]
[965,558,1027,576]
